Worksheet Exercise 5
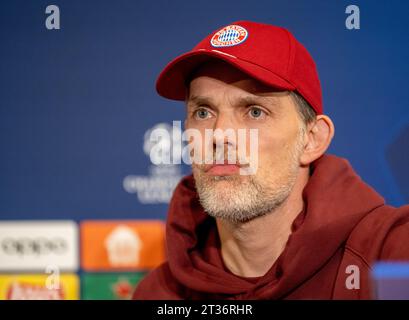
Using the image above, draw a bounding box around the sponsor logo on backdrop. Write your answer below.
[0,274,79,300]
[111,278,134,299]
[105,225,142,267]
[7,281,65,300]
[123,122,185,204]
[2,237,68,255]
[81,220,165,271]
[81,272,146,300]
[0,221,78,272]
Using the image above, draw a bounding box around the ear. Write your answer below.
[299,115,335,166]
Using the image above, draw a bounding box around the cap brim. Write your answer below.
[156,49,296,101]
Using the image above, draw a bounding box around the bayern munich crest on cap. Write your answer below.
[210,25,248,48]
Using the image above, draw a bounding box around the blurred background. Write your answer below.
[0,0,408,299]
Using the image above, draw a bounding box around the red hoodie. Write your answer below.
[133,154,409,299]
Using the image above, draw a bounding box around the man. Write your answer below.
[133,21,409,299]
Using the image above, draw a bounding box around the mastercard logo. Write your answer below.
[210,25,248,48]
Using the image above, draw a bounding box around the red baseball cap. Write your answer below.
[156,21,323,115]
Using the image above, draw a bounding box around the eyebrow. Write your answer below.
[186,95,214,108]
[186,93,280,110]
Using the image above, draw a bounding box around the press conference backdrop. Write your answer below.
[0,0,408,299]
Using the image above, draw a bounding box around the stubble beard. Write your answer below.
[192,128,305,223]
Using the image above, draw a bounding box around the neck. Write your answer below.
[216,167,309,278]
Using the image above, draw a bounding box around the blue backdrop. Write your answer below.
[1,0,408,222]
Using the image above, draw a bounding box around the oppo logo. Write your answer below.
[1,237,68,256]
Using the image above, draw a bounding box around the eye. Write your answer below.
[194,108,211,120]
[248,106,265,119]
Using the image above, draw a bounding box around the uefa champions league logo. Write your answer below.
[122,123,185,204]
[142,122,185,165]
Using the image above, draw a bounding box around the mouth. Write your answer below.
[204,162,241,176]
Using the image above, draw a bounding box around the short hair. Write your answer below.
[290,91,317,125]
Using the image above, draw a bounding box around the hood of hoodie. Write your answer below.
[165,154,385,299]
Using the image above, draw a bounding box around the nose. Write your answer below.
[211,112,237,158]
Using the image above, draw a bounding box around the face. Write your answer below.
[185,61,306,223]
